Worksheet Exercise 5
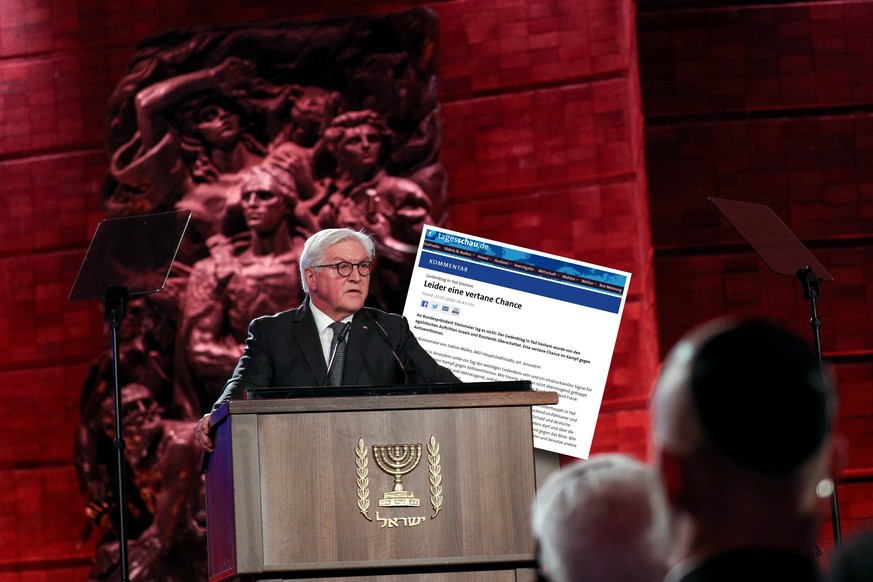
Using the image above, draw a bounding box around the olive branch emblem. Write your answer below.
[355,439,371,521]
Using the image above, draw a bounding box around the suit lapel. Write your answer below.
[291,298,329,385]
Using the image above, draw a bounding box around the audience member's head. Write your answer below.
[531,452,673,582]
[650,316,837,574]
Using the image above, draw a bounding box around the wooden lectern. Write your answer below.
[203,382,558,581]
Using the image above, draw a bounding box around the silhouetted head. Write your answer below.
[652,317,835,476]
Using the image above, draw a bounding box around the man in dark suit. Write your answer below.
[195,227,459,451]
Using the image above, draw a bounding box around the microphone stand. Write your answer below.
[360,310,409,384]
[103,284,132,582]
[796,266,842,548]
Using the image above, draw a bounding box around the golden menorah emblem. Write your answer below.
[372,443,422,507]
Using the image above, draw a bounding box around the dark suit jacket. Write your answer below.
[831,529,873,582]
[212,298,460,410]
[672,549,824,582]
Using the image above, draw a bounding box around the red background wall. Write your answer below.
[0,0,870,579]
[639,0,873,553]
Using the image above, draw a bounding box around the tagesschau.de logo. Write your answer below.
[433,231,490,252]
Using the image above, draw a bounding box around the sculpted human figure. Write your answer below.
[264,85,343,212]
[106,57,268,261]
[312,109,434,310]
[269,85,342,156]
[177,160,316,410]
[85,384,206,582]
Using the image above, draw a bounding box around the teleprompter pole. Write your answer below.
[103,284,132,582]
[796,266,842,548]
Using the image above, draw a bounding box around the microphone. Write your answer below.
[361,310,410,384]
[322,321,351,386]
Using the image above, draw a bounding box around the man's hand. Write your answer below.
[195,413,214,452]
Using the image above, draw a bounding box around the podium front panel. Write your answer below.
[258,406,534,569]
[206,393,545,579]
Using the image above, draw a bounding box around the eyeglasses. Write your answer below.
[311,260,373,277]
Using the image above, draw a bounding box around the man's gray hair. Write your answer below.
[532,453,673,582]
